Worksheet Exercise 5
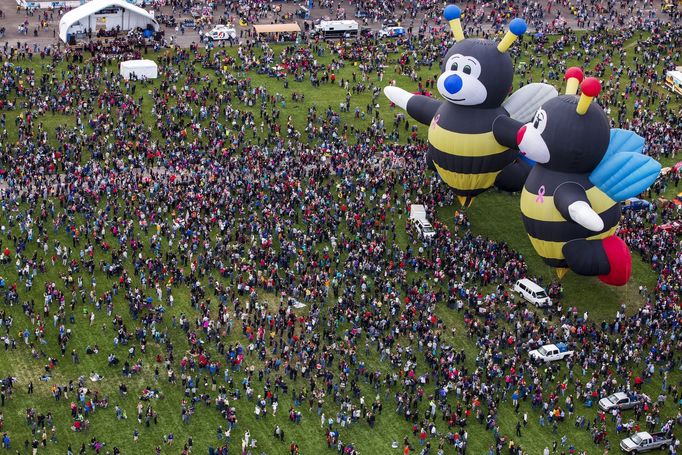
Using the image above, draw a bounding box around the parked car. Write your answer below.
[621,197,652,211]
[598,392,649,412]
[378,26,406,38]
[382,19,399,27]
[413,218,436,240]
[529,343,573,363]
[355,10,369,18]
[620,432,673,453]
[206,25,237,41]
[360,27,374,38]
[296,6,310,19]
[181,19,196,29]
[155,14,176,27]
[513,278,551,307]
[654,221,682,233]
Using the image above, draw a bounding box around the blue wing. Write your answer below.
[589,129,657,201]
[590,152,661,202]
[602,128,645,162]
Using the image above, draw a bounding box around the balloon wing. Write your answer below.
[603,128,645,159]
[589,152,661,202]
[502,83,558,123]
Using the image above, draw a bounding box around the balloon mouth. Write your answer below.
[517,125,527,146]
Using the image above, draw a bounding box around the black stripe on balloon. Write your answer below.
[428,146,518,175]
[521,205,621,242]
[542,257,569,268]
[525,169,594,194]
[432,103,508,134]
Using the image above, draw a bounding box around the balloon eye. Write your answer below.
[463,65,472,75]
[533,118,540,128]
[451,62,458,71]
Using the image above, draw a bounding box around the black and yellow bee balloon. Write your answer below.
[384,5,557,206]
[493,69,661,285]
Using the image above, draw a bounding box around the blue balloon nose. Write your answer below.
[444,74,463,94]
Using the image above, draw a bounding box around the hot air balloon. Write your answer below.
[493,69,661,285]
[383,4,557,207]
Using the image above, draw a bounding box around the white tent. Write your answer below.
[59,0,159,43]
[120,59,158,80]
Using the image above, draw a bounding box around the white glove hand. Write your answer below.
[568,201,604,232]
[383,86,413,110]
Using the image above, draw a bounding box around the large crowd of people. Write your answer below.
[0,1,678,454]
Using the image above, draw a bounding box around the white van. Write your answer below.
[513,278,551,307]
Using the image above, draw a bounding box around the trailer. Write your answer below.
[665,69,682,95]
[313,20,358,39]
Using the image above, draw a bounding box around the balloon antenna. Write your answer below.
[564,67,584,95]
[497,18,526,53]
[444,5,465,42]
[576,77,601,115]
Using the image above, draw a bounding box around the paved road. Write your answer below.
[0,0,671,49]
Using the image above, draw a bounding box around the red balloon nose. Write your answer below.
[517,125,527,146]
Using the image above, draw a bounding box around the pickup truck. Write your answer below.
[598,392,649,412]
[620,431,673,453]
[528,343,573,363]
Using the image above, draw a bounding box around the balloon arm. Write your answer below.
[383,86,442,126]
[406,93,443,126]
[494,159,532,193]
[567,201,604,232]
[383,86,413,110]
[492,115,524,149]
[554,182,604,232]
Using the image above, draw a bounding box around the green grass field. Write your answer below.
[0,29,678,455]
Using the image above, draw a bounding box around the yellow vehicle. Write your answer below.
[662,0,680,12]
[665,68,682,96]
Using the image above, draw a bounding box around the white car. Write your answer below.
[528,343,573,363]
[206,25,237,41]
[413,218,435,240]
[378,26,406,38]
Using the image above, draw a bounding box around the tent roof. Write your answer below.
[253,23,301,34]
[59,0,158,42]
[120,59,158,69]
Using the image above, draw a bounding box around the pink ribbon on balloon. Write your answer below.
[431,114,440,129]
[536,185,546,204]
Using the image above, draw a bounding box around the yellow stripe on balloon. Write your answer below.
[428,123,507,157]
[433,162,499,191]
[527,226,617,260]
[520,187,616,222]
